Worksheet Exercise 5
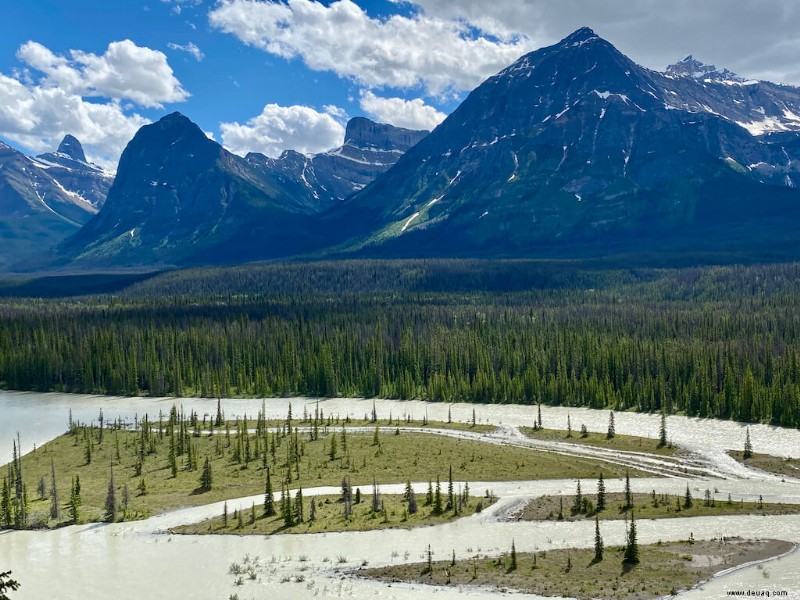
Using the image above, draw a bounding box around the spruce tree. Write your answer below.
[684,484,693,509]
[607,411,616,439]
[433,476,443,515]
[105,465,117,522]
[596,473,606,512]
[658,409,668,447]
[509,540,517,572]
[622,512,639,565]
[572,480,583,515]
[594,515,604,562]
[309,497,316,521]
[264,467,275,516]
[743,427,753,459]
[200,456,212,491]
[49,457,59,521]
[447,465,454,511]
[623,470,632,510]
[295,488,304,523]
[408,486,418,515]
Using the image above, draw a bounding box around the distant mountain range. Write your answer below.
[9,27,800,271]
[0,136,112,269]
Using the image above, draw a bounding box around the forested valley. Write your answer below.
[2,259,800,426]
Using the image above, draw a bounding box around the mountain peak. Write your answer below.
[666,55,744,83]
[561,27,600,46]
[343,117,428,152]
[57,134,87,163]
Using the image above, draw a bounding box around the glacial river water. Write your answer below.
[1,391,800,600]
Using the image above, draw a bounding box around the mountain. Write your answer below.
[335,27,800,259]
[244,117,428,209]
[55,114,426,267]
[0,136,111,270]
[33,135,113,208]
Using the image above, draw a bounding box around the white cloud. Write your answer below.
[208,0,533,96]
[393,0,800,85]
[0,73,148,170]
[0,40,189,170]
[17,40,188,109]
[220,103,346,157]
[168,41,205,61]
[359,91,445,131]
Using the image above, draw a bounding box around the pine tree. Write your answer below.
[594,515,604,562]
[49,458,59,521]
[0,479,10,527]
[329,434,337,461]
[408,486,418,515]
[658,409,668,447]
[372,426,380,447]
[623,470,632,510]
[622,512,639,565]
[69,476,81,523]
[0,570,21,599]
[295,488,304,523]
[684,484,693,509]
[447,465,454,511]
[433,476,443,515]
[743,427,753,459]
[572,480,583,514]
[607,411,616,439]
[200,456,212,491]
[264,467,275,516]
[371,478,380,513]
[596,473,606,512]
[105,465,117,522]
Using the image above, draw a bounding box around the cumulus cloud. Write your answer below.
[397,0,800,85]
[168,41,205,61]
[220,103,346,157]
[0,40,189,169]
[208,0,533,96]
[359,91,445,131]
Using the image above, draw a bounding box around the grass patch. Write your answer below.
[360,538,794,600]
[517,491,800,522]
[5,420,645,528]
[172,491,495,536]
[521,427,680,456]
[728,450,800,479]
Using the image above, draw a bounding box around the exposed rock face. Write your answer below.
[335,27,800,259]
[245,117,429,209]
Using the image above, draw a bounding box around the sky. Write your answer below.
[1,0,800,170]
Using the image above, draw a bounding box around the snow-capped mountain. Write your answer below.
[0,135,112,269]
[334,27,800,258]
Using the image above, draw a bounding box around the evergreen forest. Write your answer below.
[1,259,800,426]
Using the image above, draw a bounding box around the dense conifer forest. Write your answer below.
[2,260,800,426]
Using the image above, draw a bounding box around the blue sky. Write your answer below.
[1,0,799,170]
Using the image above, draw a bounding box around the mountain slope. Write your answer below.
[335,27,800,258]
[55,114,426,267]
[33,135,113,208]
[0,139,107,270]
[244,117,428,210]
[57,113,347,267]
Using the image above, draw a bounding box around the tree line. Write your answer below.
[2,261,800,426]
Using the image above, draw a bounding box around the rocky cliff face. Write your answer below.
[335,27,800,259]
[245,117,429,210]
